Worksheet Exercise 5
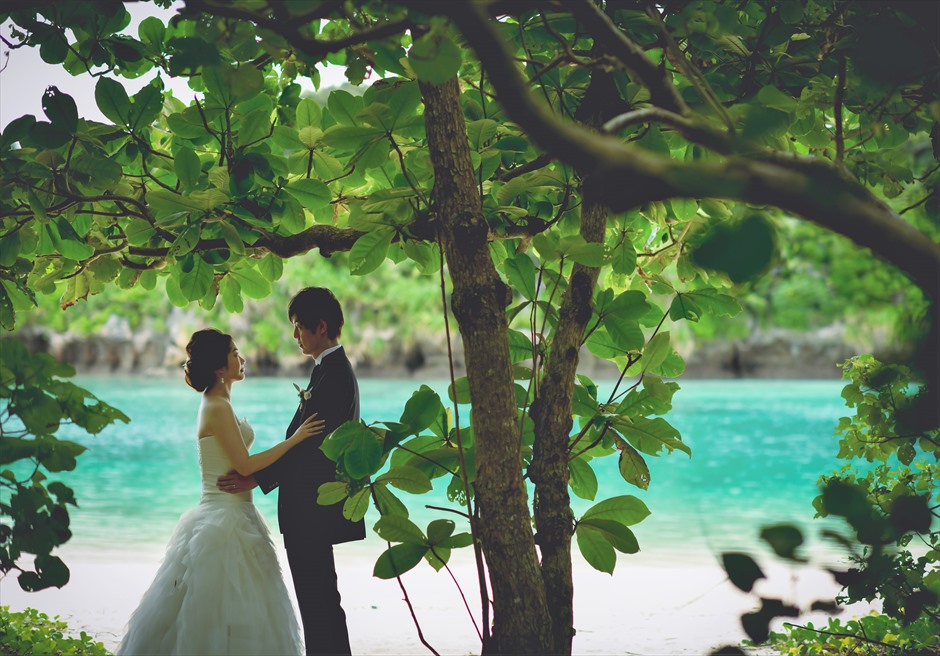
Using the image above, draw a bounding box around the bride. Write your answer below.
[117,328,322,656]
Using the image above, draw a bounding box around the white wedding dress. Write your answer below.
[117,420,303,655]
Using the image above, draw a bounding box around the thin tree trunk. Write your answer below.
[529,199,605,653]
[419,77,553,655]
[529,67,618,655]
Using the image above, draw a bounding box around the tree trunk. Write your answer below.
[419,77,553,655]
[529,67,616,655]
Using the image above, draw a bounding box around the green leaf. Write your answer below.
[204,65,262,105]
[320,421,364,462]
[164,272,188,308]
[408,27,462,85]
[617,442,650,490]
[0,284,15,330]
[669,293,704,322]
[231,66,264,103]
[400,386,444,435]
[755,86,798,114]
[257,253,283,282]
[284,179,332,210]
[167,109,209,139]
[448,377,471,404]
[298,126,323,150]
[33,554,70,589]
[425,546,451,571]
[147,189,203,216]
[174,147,202,190]
[166,224,200,259]
[343,487,370,522]
[317,481,349,506]
[402,240,440,274]
[373,483,409,518]
[571,384,599,417]
[427,519,455,546]
[679,288,741,318]
[138,16,166,48]
[614,416,689,457]
[349,227,395,276]
[47,481,76,506]
[296,98,322,130]
[14,390,62,435]
[575,523,616,574]
[219,222,245,255]
[467,118,498,149]
[585,327,633,361]
[641,332,671,373]
[605,290,650,323]
[440,532,474,549]
[578,518,639,554]
[568,457,598,501]
[602,318,645,352]
[42,87,78,134]
[327,90,364,127]
[721,552,765,592]
[229,266,270,299]
[374,515,425,544]
[219,275,243,313]
[343,430,383,479]
[95,77,131,126]
[691,214,777,283]
[504,253,537,300]
[48,219,94,260]
[128,84,163,131]
[178,254,214,301]
[581,495,650,526]
[238,108,272,146]
[610,242,637,275]
[759,524,805,562]
[373,543,428,579]
[508,329,534,364]
[376,465,433,494]
[41,439,86,472]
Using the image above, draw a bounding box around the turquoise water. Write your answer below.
[41,377,850,564]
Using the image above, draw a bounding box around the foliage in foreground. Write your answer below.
[0,606,111,656]
[770,614,939,656]
[0,341,129,591]
[722,355,939,652]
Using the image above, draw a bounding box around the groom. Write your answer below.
[218,287,365,655]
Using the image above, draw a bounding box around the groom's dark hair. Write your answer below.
[288,287,344,339]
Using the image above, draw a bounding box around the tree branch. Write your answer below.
[187,0,412,64]
[442,2,940,302]
[566,0,687,115]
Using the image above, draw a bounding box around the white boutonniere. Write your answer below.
[293,383,312,407]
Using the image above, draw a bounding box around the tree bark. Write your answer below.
[419,77,553,655]
[528,67,616,655]
[529,198,605,655]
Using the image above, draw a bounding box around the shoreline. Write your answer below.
[3,545,873,655]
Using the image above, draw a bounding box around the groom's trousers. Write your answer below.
[284,534,352,656]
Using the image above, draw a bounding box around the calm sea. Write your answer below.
[41,377,852,565]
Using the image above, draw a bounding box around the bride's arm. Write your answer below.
[205,402,324,476]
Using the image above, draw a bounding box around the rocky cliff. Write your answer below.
[5,323,878,381]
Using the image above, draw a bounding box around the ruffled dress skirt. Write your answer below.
[116,495,302,655]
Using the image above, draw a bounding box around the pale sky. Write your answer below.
[0,3,347,130]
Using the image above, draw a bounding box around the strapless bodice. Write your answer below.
[198,419,254,502]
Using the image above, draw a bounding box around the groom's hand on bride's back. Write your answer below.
[217,470,257,494]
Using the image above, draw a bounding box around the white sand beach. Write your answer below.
[3,541,872,655]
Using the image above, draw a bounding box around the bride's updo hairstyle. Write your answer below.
[183,329,232,392]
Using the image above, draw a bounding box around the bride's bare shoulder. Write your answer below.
[196,397,236,436]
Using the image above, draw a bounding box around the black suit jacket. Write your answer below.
[254,346,366,545]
